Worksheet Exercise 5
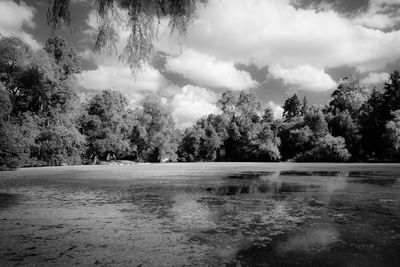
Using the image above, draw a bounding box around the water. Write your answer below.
[0,163,399,266]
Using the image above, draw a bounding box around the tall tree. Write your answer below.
[382,71,400,114]
[385,110,400,161]
[131,95,177,162]
[44,36,81,79]
[79,90,129,162]
[262,107,274,124]
[0,37,33,110]
[301,96,309,115]
[329,76,369,116]
[282,94,301,121]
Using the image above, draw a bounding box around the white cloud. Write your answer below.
[171,85,221,129]
[165,49,258,90]
[268,64,337,92]
[77,66,169,104]
[0,1,40,49]
[267,101,284,120]
[353,0,400,29]
[157,0,400,74]
[360,72,389,85]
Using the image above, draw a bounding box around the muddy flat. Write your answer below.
[0,163,399,266]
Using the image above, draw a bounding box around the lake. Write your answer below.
[0,163,399,266]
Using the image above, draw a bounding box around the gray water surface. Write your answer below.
[0,163,399,266]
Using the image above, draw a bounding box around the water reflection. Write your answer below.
[348,171,399,186]
[0,193,18,208]
[276,225,339,254]
[171,193,216,230]
[126,167,400,266]
[206,170,348,197]
[280,170,344,176]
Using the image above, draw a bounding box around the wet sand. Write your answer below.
[0,163,399,266]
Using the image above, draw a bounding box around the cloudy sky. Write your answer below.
[1,0,400,128]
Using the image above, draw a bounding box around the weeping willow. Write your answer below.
[47,0,207,74]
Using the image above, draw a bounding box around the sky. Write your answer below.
[1,0,400,128]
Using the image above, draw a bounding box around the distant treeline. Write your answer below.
[1,36,400,170]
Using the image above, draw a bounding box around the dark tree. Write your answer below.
[44,36,81,79]
[282,94,301,121]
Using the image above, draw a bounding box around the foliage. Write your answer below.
[385,110,400,160]
[295,135,350,162]
[0,114,39,170]
[178,123,221,162]
[304,107,328,137]
[217,90,261,119]
[130,95,178,162]
[44,36,81,79]
[329,77,369,115]
[33,125,86,166]
[47,0,207,74]
[78,90,129,162]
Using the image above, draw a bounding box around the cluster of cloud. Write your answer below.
[268,65,337,92]
[171,85,221,129]
[353,0,400,29]
[157,0,400,92]
[267,101,284,120]
[77,66,169,103]
[165,49,258,90]
[360,72,390,85]
[0,0,40,49]
[73,0,400,127]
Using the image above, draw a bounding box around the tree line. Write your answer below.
[1,36,400,169]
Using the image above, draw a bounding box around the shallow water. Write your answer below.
[0,163,399,266]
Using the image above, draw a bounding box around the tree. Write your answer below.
[359,89,386,160]
[0,83,11,121]
[47,0,207,74]
[33,125,86,166]
[304,106,328,137]
[79,90,129,162]
[0,114,39,169]
[254,123,281,161]
[282,94,301,121]
[178,127,202,162]
[0,36,79,120]
[0,37,33,110]
[359,71,400,161]
[384,110,400,160]
[262,107,274,124]
[301,96,309,115]
[217,90,261,120]
[199,125,221,161]
[14,50,57,115]
[328,110,362,160]
[131,95,178,162]
[382,71,400,113]
[329,76,369,116]
[44,36,81,79]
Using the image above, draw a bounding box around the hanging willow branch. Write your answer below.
[47,0,207,75]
